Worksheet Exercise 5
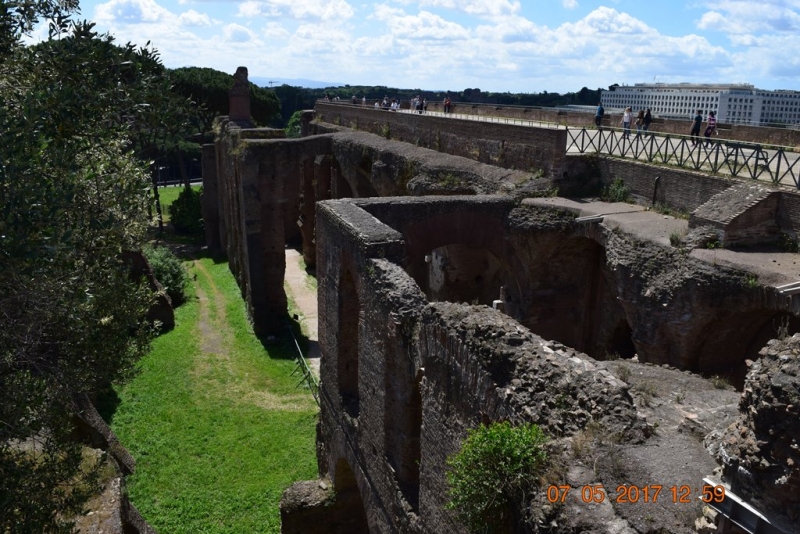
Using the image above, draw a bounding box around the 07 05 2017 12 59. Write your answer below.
[546,484,725,504]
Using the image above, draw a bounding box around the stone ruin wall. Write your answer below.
[205,99,800,531]
[305,197,650,533]
[299,196,800,532]
[331,99,800,149]
[313,101,800,236]
[207,116,575,333]
[313,102,570,180]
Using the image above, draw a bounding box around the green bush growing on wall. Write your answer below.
[446,421,548,533]
[169,186,204,234]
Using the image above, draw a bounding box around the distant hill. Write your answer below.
[250,76,344,89]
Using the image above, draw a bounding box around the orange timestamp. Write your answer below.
[546,484,725,504]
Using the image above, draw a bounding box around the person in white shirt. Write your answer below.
[620,107,632,139]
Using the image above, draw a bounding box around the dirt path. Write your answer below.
[283,249,320,379]
[192,259,310,410]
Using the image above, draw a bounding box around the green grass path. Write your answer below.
[111,257,318,533]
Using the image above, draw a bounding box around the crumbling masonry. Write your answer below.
[204,72,800,533]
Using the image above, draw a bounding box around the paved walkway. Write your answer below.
[284,248,320,379]
[395,107,800,188]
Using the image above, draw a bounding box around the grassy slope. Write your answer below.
[112,257,318,534]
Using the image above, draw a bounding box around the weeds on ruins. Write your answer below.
[710,375,731,390]
[653,202,689,219]
[446,421,548,533]
[600,178,630,203]
[669,228,686,247]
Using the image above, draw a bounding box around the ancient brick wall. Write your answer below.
[397,100,800,148]
[311,197,648,533]
[212,120,332,334]
[592,156,732,212]
[208,121,571,336]
[314,102,568,177]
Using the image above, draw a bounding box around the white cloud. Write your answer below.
[235,0,354,21]
[262,21,291,38]
[562,0,578,9]
[417,0,521,18]
[179,9,212,26]
[85,0,800,96]
[373,7,470,40]
[95,0,172,24]
[696,0,800,34]
[223,23,258,42]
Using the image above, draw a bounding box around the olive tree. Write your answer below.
[0,14,186,531]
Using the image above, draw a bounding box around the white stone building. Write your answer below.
[601,83,800,126]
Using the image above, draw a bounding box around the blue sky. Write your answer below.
[62,0,800,92]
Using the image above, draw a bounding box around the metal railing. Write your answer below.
[318,101,800,187]
[566,127,800,188]
[286,322,319,406]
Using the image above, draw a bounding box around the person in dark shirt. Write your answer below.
[595,102,604,130]
[690,109,703,146]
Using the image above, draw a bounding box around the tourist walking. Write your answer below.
[595,102,604,130]
[635,109,645,138]
[444,96,452,113]
[620,107,632,139]
[704,111,718,146]
[690,109,703,146]
[643,108,652,133]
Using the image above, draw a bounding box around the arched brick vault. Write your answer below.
[690,311,800,388]
[209,120,569,335]
[330,196,800,384]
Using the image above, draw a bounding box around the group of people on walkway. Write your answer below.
[690,109,718,146]
[617,106,652,139]
[337,94,458,116]
[597,102,719,146]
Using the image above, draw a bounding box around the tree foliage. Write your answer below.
[169,66,281,135]
[168,185,204,235]
[285,110,304,138]
[446,421,548,533]
[0,14,183,531]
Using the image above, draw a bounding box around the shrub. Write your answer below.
[143,245,188,306]
[168,186,204,234]
[446,421,548,533]
[669,230,684,247]
[710,375,730,390]
[601,178,630,203]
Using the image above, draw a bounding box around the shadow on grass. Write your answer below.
[256,314,312,362]
[95,385,121,425]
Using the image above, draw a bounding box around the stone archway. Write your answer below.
[693,310,800,389]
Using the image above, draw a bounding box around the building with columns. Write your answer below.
[601,83,800,127]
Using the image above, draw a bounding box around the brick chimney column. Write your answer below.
[229,66,252,127]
